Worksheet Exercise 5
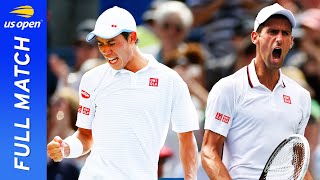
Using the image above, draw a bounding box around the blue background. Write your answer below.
[0,0,46,179]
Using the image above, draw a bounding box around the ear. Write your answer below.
[251,31,258,45]
[129,32,137,44]
[290,36,294,49]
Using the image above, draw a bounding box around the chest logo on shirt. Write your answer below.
[81,90,90,99]
[149,78,159,87]
[215,112,230,124]
[283,95,291,104]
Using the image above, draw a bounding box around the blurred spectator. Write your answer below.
[158,146,173,178]
[48,0,99,49]
[166,43,208,110]
[281,66,315,97]
[300,0,320,9]
[282,65,319,178]
[205,36,256,90]
[186,0,267,60]
[47,87,79,144]
[67,58,105,90]
[49,19,104,92]
[276,0,302,14]
[152,1,194,64]
[299,9,320,104]
[163,43,207,177]
[47,87,80,180]
[137,1,161,55]
[202,15,254,91]
[47,1,99,98]
[311,101,320,179]
[72,19,101,71]
[306,114,320,178]
[99,0,154,25]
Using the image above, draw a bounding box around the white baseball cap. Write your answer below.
[86,6,136,42]
[254,3,296,31]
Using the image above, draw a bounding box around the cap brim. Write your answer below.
[86,32,96,42]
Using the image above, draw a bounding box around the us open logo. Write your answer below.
[4,5,42,30]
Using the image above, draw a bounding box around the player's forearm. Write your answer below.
[178,132,198,180]
[75,128,93,155]
[201,147,231,180]
[62,128,92,158]
[180,146,198,180]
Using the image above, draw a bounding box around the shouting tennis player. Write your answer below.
[201,3,313,180]
[47,6,199,180]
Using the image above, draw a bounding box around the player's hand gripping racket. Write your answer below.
[259,134,310,180]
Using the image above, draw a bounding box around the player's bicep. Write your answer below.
[202,130,225,158]
[297,91,311,135]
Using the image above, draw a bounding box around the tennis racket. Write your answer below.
[259,134,310,180]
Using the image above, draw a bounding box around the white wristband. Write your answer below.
[63,136,83,158]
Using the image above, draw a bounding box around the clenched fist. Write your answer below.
[47,136,70,162]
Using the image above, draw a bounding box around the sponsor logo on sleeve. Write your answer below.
[215,112,223,121]
[215,112,230,124]
[222,115,230,124]
[81,90,90,99]
[78,105,90,115]
[82,107,91,115]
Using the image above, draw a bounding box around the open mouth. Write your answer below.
[108,57,118,64]
[272,48,282,59]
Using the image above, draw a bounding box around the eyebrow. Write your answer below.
[97,39,114,44]
[268,27,292,33]
[106,39,114,43]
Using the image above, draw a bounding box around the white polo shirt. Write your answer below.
[76,54,199,180]
[205,59,311,180]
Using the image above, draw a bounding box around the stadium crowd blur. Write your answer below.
[47,0,320,179]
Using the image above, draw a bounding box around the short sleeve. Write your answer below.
[76,73,96,129]
[296,90,311,135]
[204,78,236,137]
[170,76,199,133]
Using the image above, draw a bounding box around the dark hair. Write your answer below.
[256,14,293,33]
[121,32,139,44]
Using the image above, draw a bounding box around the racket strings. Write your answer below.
[264,139,306,180]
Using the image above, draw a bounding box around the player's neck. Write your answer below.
[254,60,280,91]
[125,47,148,73]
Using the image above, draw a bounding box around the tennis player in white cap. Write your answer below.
[47,6,199,180]
[201,3,313,180]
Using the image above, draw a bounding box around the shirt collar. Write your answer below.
[247,58,286,88]
[109,54,158,77]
